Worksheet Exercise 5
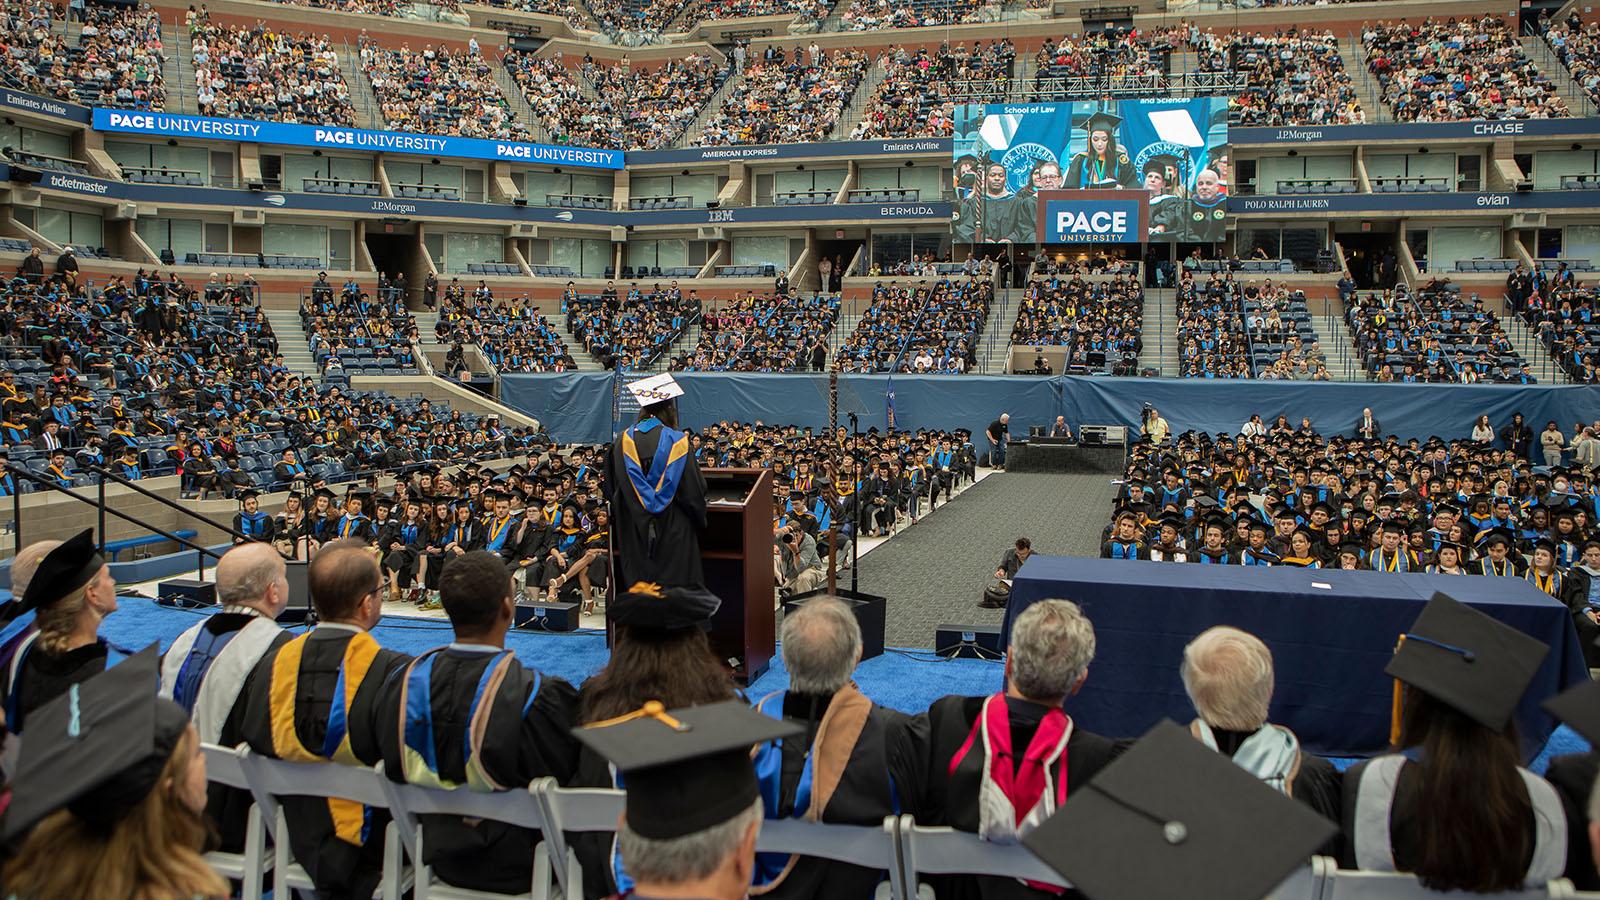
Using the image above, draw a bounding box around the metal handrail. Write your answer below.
[84,464,285,555]
[6,464,225,580]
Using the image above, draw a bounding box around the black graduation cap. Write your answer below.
[1386,592,1550,731]
[610,580,720,631]
[1082,110,1123,135]
[1478,528,1514,549]
[1,645,186,842]
[1543,677,1600,746]
[313,487,337,501]
[572,699,799,841]
[19,528,104,616]
[1021,720,1336,900]
[236,488,260,503]
[1379,519,1406,535]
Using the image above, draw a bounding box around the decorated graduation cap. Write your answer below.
[573,699,800,841]
[627,373,685,411]
[610,580,720,631]
[2,645,186,842]
[1386,592,1550,732]
[1021,720,1336,900]
[19,528,104,616]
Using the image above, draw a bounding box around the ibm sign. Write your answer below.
[1041,196,1146,244]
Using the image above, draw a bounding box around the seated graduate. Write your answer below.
[1340,592,1566,891]
[901,599,1119,899]
[574,582,736,898]
[2,649,229,900]
[1179,627,1340,829]
[574,700,802,900]
[750,597,918,898]
[237,538,411,898]
[376,550,581,894]
[232,488,276,544]
[2,529,131,735]
[1101,509,1148,560]
[158,542,293,852]
[1541,676,1600,890]
[1018,720,1339,900]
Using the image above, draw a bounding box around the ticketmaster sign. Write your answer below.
[91,109,624,170]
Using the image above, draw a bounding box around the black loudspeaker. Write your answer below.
[783,588,886,662]
[934,623,1004,660]
[279,560,311,624]
[10,167,41,185]
[158,579,216,609]
[515,600,580,632]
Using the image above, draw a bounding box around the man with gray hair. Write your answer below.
[0,539,64,709]
[903,598,1117,897]
[1180,626,1339,824]
[748,597,917,897]
[158,541,293,852]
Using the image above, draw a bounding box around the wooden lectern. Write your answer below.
[700,468,775,684]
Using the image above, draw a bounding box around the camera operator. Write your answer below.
[1140,404,1170,444]
[775,520,827,596]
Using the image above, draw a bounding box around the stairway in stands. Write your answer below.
[1338,34,1393,124]
[262,308,320,379]
[674,67,747,148]
[160,23,198,115]
[828,55,890,141]
[975,287,1015,374]
[490,59,555,143]
[1138,287,1178,376]
[339,43,385,131]
[1501,310,1570,384]
[1521,36,1600,117]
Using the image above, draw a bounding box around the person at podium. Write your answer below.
[607,372,718,614]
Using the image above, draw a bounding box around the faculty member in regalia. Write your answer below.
[606,373,717,613]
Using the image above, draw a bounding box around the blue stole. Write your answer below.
[400,648,539,788]
[810,499,832,532]
[239,511,269,538]
[171,626,241,714]
[1108,541,1141,560]
[338,514,368,538]
[484,516,515,552]
[401,523,419,545]
[621,418,690,515]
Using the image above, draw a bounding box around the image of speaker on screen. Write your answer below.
[1143,154,1184,238]
[953,161,1019,244]
[1064,111,1138,190]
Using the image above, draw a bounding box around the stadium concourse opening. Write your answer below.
[365,229,420,285]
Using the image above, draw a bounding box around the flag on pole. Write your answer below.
[885,377,897,432]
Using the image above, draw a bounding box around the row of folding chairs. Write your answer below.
[202,744,1580,900]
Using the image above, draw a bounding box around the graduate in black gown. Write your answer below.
[376,551,580,894]
[1340,593,1567,892]
[605,373,716,613]
[237,539,410,898]
[232,488,277,544]
[2,529,132,735]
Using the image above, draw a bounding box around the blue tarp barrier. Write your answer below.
[498,372,1600,445]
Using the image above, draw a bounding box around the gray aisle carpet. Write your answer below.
[856,472,1116,648]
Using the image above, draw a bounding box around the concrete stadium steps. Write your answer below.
[340,44,385,132]
[975,286,1015,374]
[1139,287,1178,377]
[490,60,553,143]
[825,309,859,366]
[1521,36,1600,117]
[829,54,892,141]
[261,308,320,379]
[675,64,748,148]
[1339,34,1393,124]
[1314,309,1365,381]
[1502,309,1571,384]
[161,23,197,115]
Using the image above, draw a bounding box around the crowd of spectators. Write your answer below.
[673,291,838,372]
[1177,271,1253,378]
[1192,27,1364,126]
[476,0,594,30]
[676,0,827,29]
[565,282,699,369]
[508,52,725,151]
[433,283,576,373]
[1363,16,1570,122]
[360,38,530,140]
[1513,264,1600,383]
[1030,28,1176,94]
[849,41,1014,140]
[838,0,988,32]
[1010,274,1143,374]
[300,273,418,375]
[1345,282,1534,383]
[696,45,869,146]
[1244,281,1331,380]
[191,16,354,125]
[1544,13,1600,111]
[835,278,990,374]
[1,1,165,111]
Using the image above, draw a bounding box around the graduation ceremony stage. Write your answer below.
[1003,556,1591,758]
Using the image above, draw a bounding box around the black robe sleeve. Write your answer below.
[1545,751,1600,890]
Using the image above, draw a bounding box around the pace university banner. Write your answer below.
[92,109,624,170]
[952,98,1229,244]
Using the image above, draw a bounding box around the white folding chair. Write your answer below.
[532,779,625,899]
[894,815,1068,898]
[237,748,415,900]
[376,768,554,900]
[199,743,268,900]
[1266,856,1338,900]
[755,815,907,900]
[1324,869,1573,900]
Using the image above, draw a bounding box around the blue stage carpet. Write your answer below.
[101,599,1590,774]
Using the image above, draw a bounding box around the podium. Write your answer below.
[701,468,775,684]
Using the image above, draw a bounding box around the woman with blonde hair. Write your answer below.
[1,529,126,734]
[2,650,228,899]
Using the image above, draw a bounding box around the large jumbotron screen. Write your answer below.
[951,98,1231,245]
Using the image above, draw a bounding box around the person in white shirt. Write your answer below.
[1241,414,1267,438]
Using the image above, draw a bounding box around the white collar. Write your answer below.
[448,642,503,654]
[315,622,363,634]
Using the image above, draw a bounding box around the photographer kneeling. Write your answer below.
[775,521,827,597]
